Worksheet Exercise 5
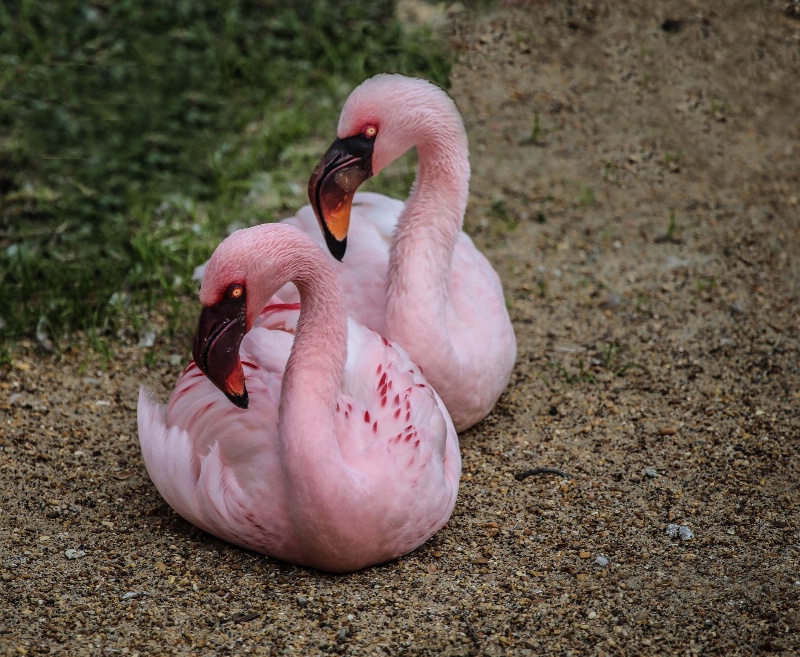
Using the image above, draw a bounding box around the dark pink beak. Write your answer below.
[192,295,249,409]
[308,134,375,261]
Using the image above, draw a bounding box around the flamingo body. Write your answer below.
[279,192,514,430]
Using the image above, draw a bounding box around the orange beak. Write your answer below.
[192,295,248,409]
[308,134,374,261]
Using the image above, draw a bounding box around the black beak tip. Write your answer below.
[226,389,249,410]
[325,234,347,262]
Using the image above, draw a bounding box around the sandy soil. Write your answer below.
[2,2,799,655]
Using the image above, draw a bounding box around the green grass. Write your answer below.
[0,0,449,354]
[489,198,518,234]
[655,209,681,244]
[577,186,595,207]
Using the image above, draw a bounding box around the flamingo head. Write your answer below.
[193,281,249,409]
[307,130,375,261]
[309,74,453,260]
[192,232,255,409]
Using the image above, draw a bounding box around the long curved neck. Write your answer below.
[275,250,348,474]
[386,117,470,357]
[268,240,370,565]
[240,227,349,490]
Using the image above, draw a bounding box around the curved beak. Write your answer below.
[308,134,374,261]
[192,296,249,409]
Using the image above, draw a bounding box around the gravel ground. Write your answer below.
[2,2,799,655]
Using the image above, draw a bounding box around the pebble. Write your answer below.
[599,291,622,309]
[643,467,659,478]
[120,591,149,601]
[64,549,86,560]
[296,595,308,607]
[137,330,156,348]
[666,524,694,540]
[587,611,597,619]
[595,555,609,567]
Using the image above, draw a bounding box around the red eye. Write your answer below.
[227,284,244,299]
[363,125,378,138]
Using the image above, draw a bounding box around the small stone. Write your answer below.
[599,292,622,310]
[595,555,609,567]
[120,591,149,601]
[64,549,86,560]
[155,561,167,573]
[137,330,156,348]
[666,523,694,540]
[579,551,591,559]
[337,627,348,642]
[643,467,659,478]
[588,611,597,620]
[296,595,308,607]
[658,426,678,436]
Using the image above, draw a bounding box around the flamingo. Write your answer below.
[300,74,516,431]
[138,223,460,573]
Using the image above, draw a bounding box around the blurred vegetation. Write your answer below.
[0,0,450,356]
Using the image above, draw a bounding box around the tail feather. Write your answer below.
[137,387,203,528]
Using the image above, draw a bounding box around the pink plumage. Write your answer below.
[139,224,460,573]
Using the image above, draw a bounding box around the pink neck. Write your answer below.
[244,226,348,478]
[240,228,364,560]
[386,117,470,341]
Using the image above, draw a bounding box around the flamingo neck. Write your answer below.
[241,227,348,479]
[385,122,470,356]
[286,281,346,403]
[276,253,348,462]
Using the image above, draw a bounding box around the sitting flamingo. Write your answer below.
[193,75,515,431]
[138,223,460,573]
[299,74,516,431]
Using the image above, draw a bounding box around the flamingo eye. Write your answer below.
[363,125,378,138]
[227,284,244,300]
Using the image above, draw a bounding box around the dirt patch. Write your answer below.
[2,1,799,655]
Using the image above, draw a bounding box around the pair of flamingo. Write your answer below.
[138,74,516,572]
